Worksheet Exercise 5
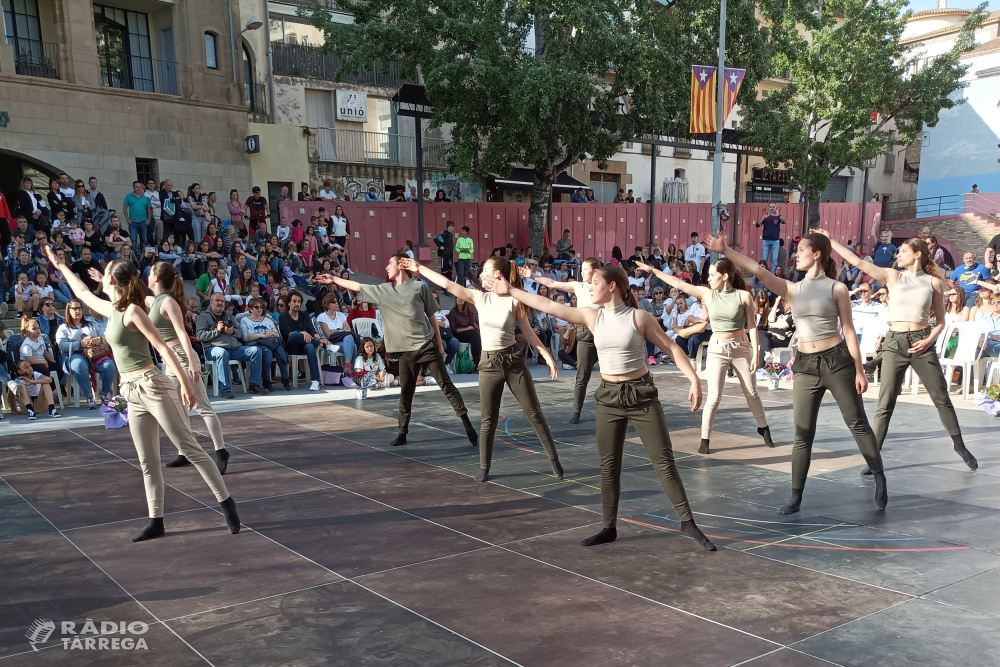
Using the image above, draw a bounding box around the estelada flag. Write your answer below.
[690,65,717,134]
[723,68,746,120]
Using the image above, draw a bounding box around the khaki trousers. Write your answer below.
[573,327,598,413]
[164,341,226,450]
[121,369,229,518]
[702,335,767,438]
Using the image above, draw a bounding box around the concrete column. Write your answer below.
[53,0,101,86]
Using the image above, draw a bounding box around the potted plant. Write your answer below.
[974,384,1000,416]
[760,362,786,391]
[98,394,129,429]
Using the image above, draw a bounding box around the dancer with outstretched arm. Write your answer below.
[44,246,240,541]
[636,258,772,454]
[483,265,715,551]
[521,258,602,424]
[400,256,563,481]
[701,231,887,514]
[817,230,977,473]
[317,253,478,447]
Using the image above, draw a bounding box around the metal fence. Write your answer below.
[315,128,449,168]
[272,0,349,13]
[271,42,411,86]
[6,37,59,79]
[101,56,178,95]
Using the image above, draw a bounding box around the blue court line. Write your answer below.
[503,417,544,450]
[642,513,925,541]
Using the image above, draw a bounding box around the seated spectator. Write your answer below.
[951,251,991,308]
[347,298,377,329]
[19,318,59,381]
[70,247,104,296]
[209,266,244,308]
[9,359,59,420]
[197,292,266,398]
[196,258,220,301]
[980,293,1000,358]
[240,296,290,391]
[315,293,358,372]
[851,284,887,338]
[55,299,116,407]
[48,248,73,304]
[640,287,669,362]
[671,296,711,357]
[446,296,481,368]
[759,295,795,365]
[354,337,395,388]
[13,271,38,319]
[82,220,105,261]
[278,291,329,391]
[431,292,461,369]
[103,215,128,259]
[628,265,646,289]
[35,297,62,342]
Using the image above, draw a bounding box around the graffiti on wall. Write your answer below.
[343,177,385,201]
[405,175,483,202]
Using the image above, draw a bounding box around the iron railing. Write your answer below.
[271,0,349,12]
[315,128,449,168]
[6,37,59,79]
[101,56,178,95]
[271,42,412,86]
[246,82,270,123]
[883,192,1000,221]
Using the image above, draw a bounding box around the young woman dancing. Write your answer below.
[146,262,232,474]
[702,231,888,514]
[401,256,564,482]
[521,257,602,424]
[484,265,715,551]
[818,230,977,473]
[636,259,772,454]
[44,246,240,542]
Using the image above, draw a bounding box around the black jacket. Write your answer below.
[17,190,46,218]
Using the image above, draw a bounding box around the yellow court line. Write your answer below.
[741,522,853,552]
[732,519,852,550]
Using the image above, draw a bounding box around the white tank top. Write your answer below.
[478,292,517,349]
[593,303,647,374]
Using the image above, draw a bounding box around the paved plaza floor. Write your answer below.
[2,365,999,666]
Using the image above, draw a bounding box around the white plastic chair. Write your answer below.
[694,341,710,372]
[49,371,64,409]
[207,360,248,396]
[940,322,988,400]
[352,317,379,339]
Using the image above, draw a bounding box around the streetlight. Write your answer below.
[242,17,264,33]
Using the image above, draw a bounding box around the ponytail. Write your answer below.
[902,238,942,279]
[803,233,838,279]
[106,258,148,311]
[712,258,748,291]
[597,265,637,308]
[153,262,185,307]
[485,256,527,316]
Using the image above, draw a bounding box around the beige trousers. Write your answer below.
[121,369,229,518]
[702,335,768,439]
[164,342,226,450]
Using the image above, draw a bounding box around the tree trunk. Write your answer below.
[528,166,553,256]
[808,198,820,230]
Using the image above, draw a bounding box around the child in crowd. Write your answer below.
[209,266,244,308]
[33,272,54,304]
[65,219,85,257]
[13,272,38,319]
[354,337,394,388]
[9,360,60,420]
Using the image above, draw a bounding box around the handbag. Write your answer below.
[81,336,112,361]
[455,349,475,374]
[321,364,343,386]
[675,321,708,338]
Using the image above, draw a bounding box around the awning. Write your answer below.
[492,168,589,191]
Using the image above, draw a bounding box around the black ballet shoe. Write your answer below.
[777,488,803,515]
[461,414,479,446]
[220,496,240,534]
[581,527,617,547]
[860,465,873,476]
[390,434,407,447]
[873,471,888,510]
[680,520,717,551]
[758,426,774,448]
[955,444,979,471]
[698,439,710,454]
[475,468,490,482]
[570,413,581,424]
[131,518,165,542]
[215,448,230,475]
[550,457,564,479]
[165,455,191,468]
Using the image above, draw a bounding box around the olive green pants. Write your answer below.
[873,328,961,448]
[478,345,558,469]
[573,327,598,413]
[791,342,883,489]
[595,373,693,527]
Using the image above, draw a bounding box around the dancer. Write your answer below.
[401,256,564,482]
[702,231,887,514]
[44,246,240,542]
[636,259,772,453]
[818,230,977,473]
[483,265,715,551]
[146,262,232,474]
[521,257,602,424]
[317,253,478,447]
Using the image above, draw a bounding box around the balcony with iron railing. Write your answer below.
[315,128,449,168]
[100,55,178,95]
[271,42,413,87]
[271,0,349,13]
[5,37,59,79]
[246,82,270,123]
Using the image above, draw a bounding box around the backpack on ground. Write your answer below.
[455,349,475,374]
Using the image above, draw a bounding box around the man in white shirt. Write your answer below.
[144,179,162,244]
[851,284,887,337]
[521,259,540,294]
[405,186,419,201]
[317,180,337,201]
[684,232,706,272]
[58,173,75,199]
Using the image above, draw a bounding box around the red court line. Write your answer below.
[620,518,970,552]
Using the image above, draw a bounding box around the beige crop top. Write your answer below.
[791,274,841,343]
[889,270,933,323]
[593,302,647,374]
[478,292,517,349]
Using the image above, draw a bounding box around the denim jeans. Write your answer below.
[205,345,262,391]
[285,332,320,380]
[258,344,289,382]
[443,334,460,365]
[129,221,148,254]
[68,353,116,398]
[455,258,471,284]
[966,290,979,308]
[761,239,780,273]
[328,331,357,366]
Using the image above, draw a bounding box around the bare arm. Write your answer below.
[742,291,759,373]
[161,296,202,383]
[315,272,361,292]
[400,258,481,304]
[833,283,868,394]
[517,267,579,293]
[123,304,196,408]
[635,261,712,301]
[516,310,557,379]
[634,309,703,411]
[483,275,596,328]
[42,246,112,317]
[815,228,895,286]
[702,231,792,299]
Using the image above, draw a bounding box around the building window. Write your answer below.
[136,159,157,189]
[94,4,160,92]
[205,32,218,69]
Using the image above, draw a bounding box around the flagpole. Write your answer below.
[710,0,727,251]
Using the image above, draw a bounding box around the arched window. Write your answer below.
[205,32,218,69]
[243,44,255,109]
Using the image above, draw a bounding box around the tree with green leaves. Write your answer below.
[740,0,987,229]
[301,0,779,252]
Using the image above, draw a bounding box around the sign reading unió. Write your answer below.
[336,91,368,122]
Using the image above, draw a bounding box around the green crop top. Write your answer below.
[149,292,179,342]
[106,305,154,372]
[707,288,746,333]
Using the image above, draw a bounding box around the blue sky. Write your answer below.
[906,0,989,11]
